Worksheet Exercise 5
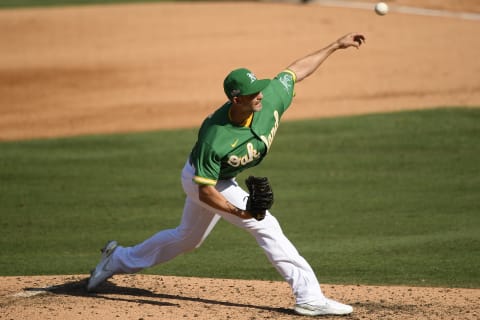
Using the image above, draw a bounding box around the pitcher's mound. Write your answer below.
[1,275,478,320]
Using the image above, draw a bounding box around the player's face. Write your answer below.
[237,92,264,112]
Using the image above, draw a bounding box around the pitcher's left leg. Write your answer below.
[215,179,325,304]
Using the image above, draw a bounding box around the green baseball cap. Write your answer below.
[223,68,271,99]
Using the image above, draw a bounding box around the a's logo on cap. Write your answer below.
[247,72,257,83]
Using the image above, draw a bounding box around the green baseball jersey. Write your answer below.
[190,70,296,185]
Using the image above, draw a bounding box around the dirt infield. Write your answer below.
[1,275,479,320]
[1,0,479,141]
[0,1,479,319]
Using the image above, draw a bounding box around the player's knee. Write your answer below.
[174,227,205,251]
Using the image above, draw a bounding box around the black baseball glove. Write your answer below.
[245,176,274,221]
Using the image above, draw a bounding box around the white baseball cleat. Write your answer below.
[294,298,353,316]
[86,240,118,292]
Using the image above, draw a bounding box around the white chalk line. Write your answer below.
[310,0,480,21]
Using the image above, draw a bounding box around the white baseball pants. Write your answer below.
[109,160,326,304]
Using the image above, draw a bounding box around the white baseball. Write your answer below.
[374,2,389,15]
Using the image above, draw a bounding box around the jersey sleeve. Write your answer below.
[270,69,297,113]
[283,69,297,83]
[191,141,220,186]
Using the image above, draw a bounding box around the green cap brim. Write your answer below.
[242,79,271,96]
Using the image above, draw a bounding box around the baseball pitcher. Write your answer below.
[87,32,365,317]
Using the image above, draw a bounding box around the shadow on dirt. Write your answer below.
[23,278,294,315]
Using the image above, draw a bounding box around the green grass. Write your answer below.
[0,0,168,9]
[1,108,479,288]
[0,0,248,10]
